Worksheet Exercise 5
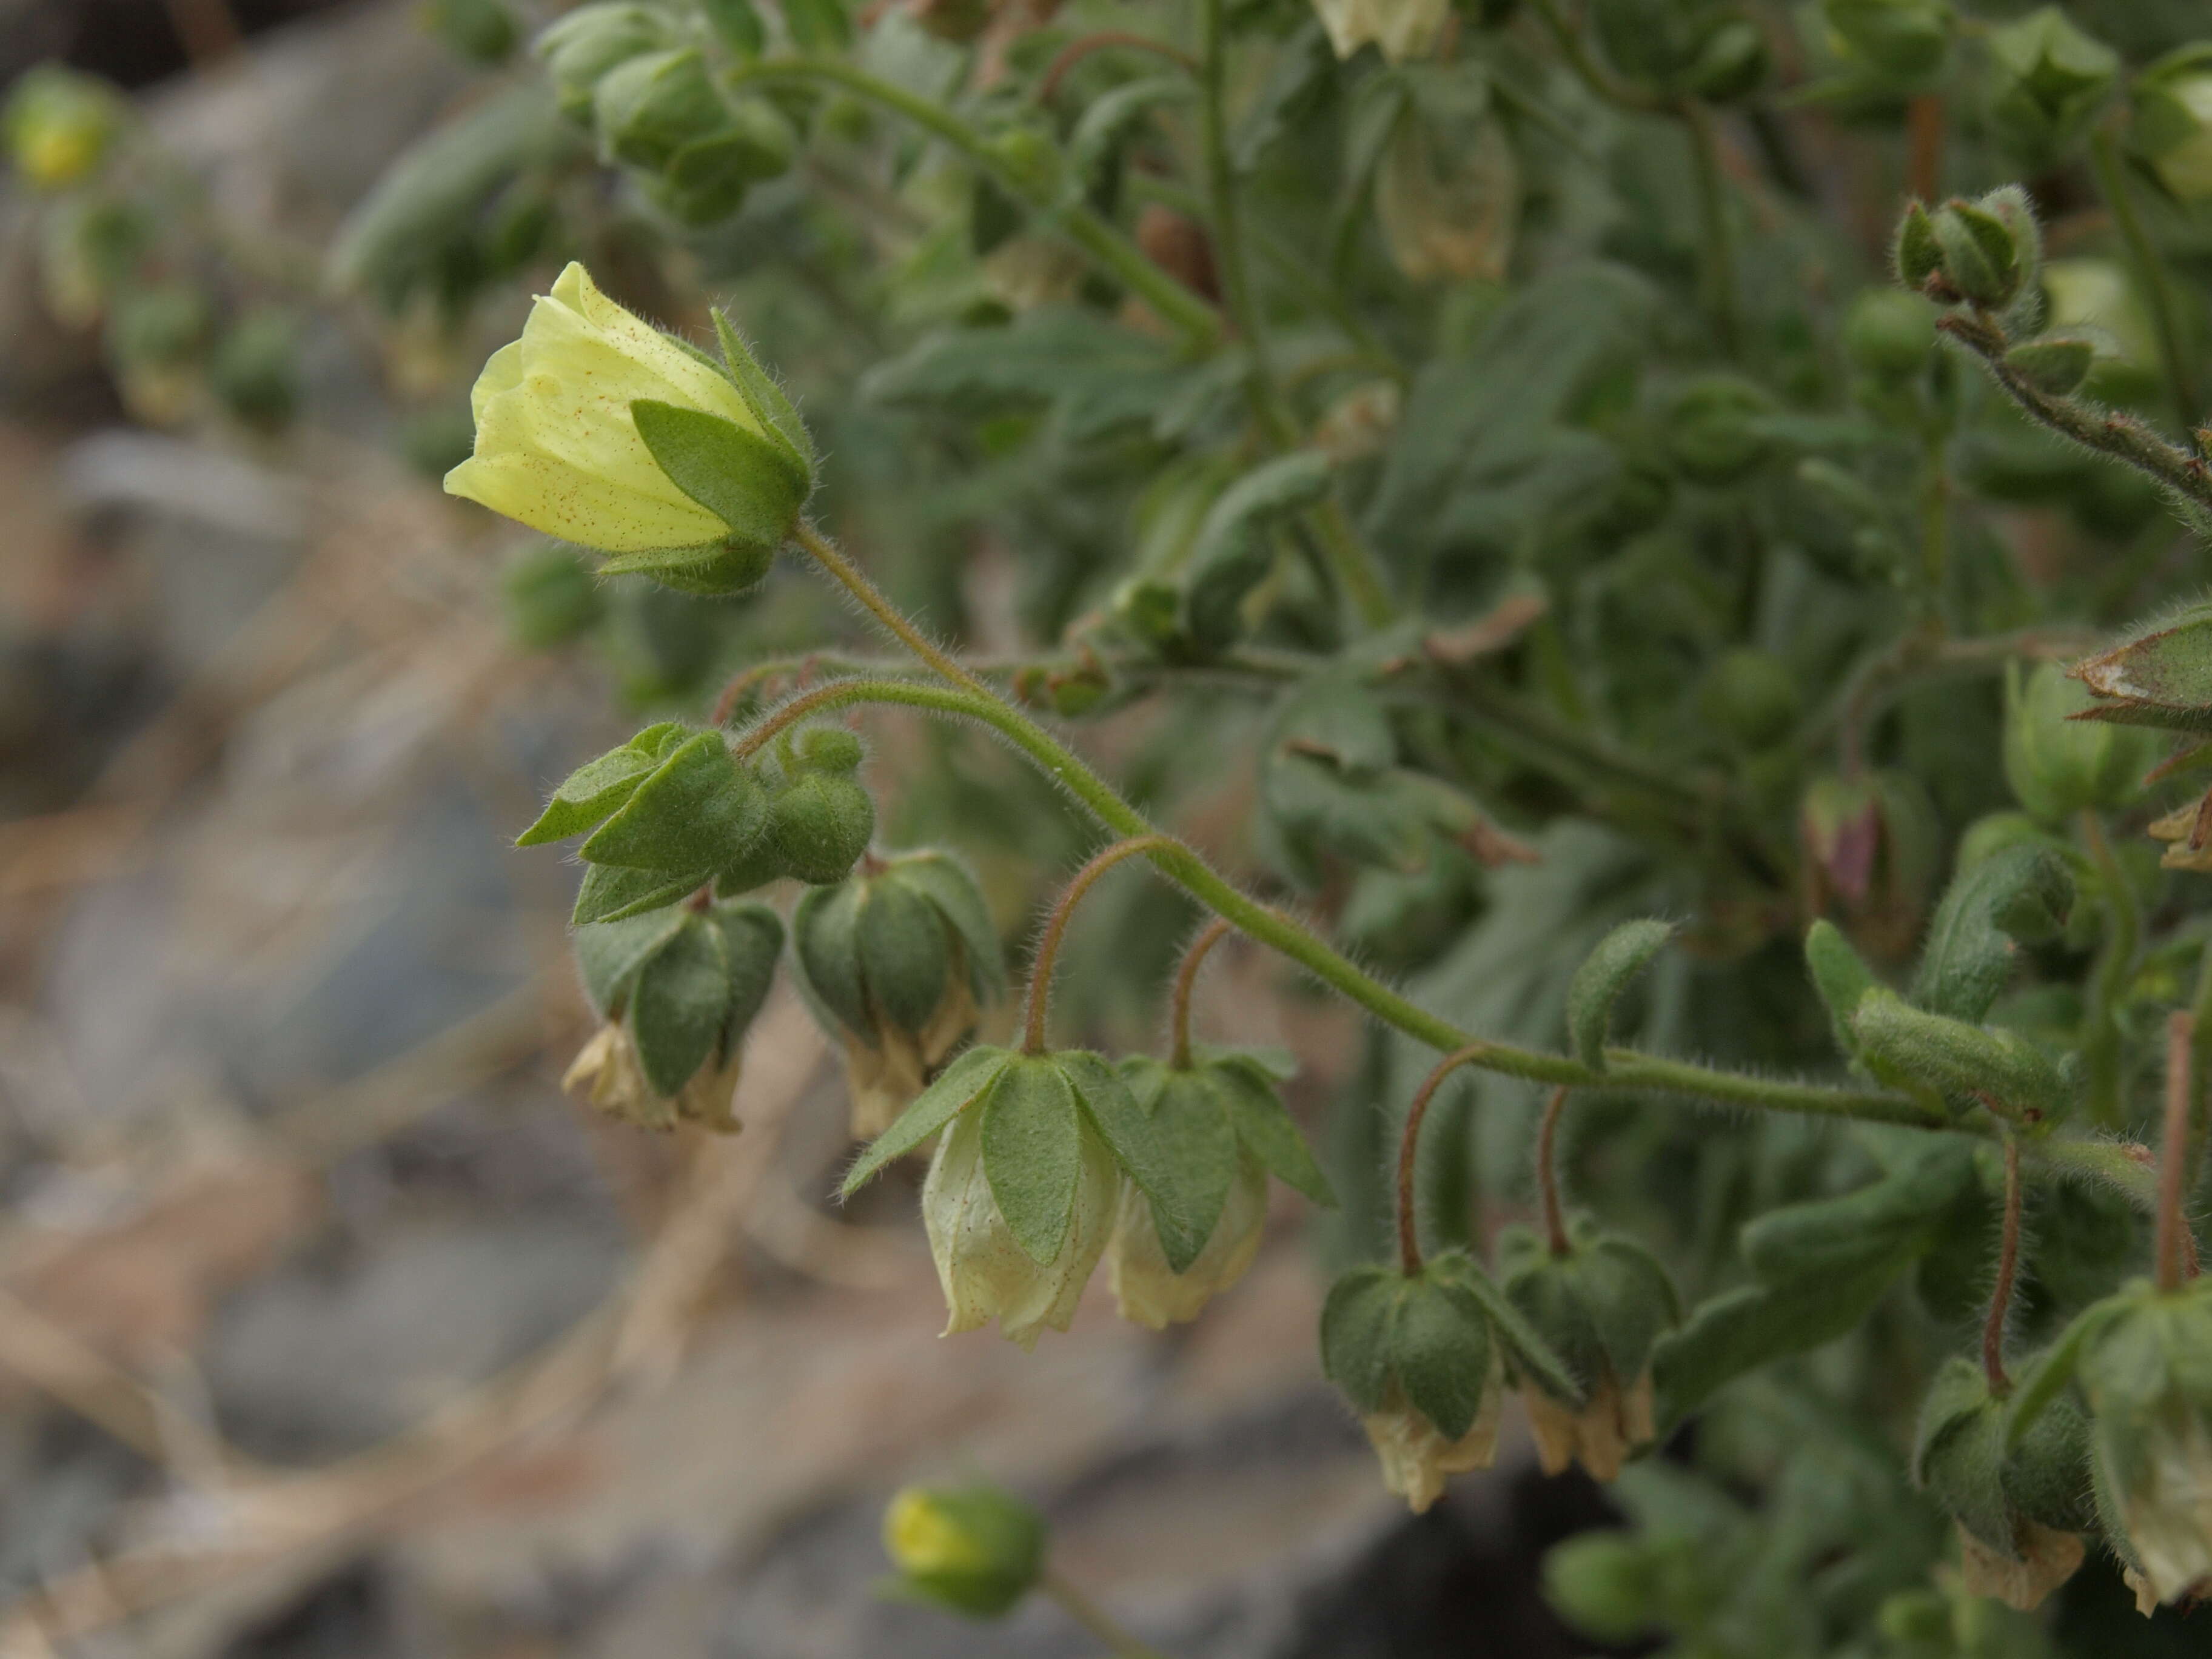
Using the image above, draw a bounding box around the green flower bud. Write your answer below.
[1822,0,1954,88]
[792,851,1005,1138]
[2003,659,2159,825]
[2075,1278,2212,1610]
[563,900,782,1131]
[106,283,212,425]
[1983,8,2118,170]
[1698,648,1801,751]
[421,0,518,64]
[986,126,1062,201]
[1543,1532,1659,1644]
[1929,196,2028,310]
[1104,1049,1333,1329]
[651,99,798,229]
[1322,1255,1509,1512]
[2133,45,2212,203]
[879,1484,1045,1617]
[502,542,605,651]
[766,771,876,885]
[444,264,815,589]
[37,196,147,328]
[4,65,124,191]
[1684,19,1767,103]
[1912,1358,2093,1611]
[2071,603,2212,737]
[1495,1221,1678,1482]
[2002,336,2095,397]
[1895,199,1942,289]
[1843,287,1939,380]
[536,4,674,124]
[1664,375,1774,486]
[593,47,729,172]
[209,310,301,433]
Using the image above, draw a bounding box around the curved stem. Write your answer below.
[726,677,1945,1128]
[1170,916,1235,1070]
[1023,836,1174,1054]
[2079,809,2140,1128]
[1041,1569,1168,1659]
[788,523,991,697]
[726,56,1221,347]
[1537,1085,1572,1256]
[2159,1011,2199,1293]
[2090,130,2201,441]
[1398,1047,1491,1273]
[1983,1134,2022,1395]
[1036,31,1197,104]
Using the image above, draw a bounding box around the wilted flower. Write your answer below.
[1362,1356,1506,1512]
[561,1019,743,1132]
[1310,0,1449,65]
[444,262,810,585]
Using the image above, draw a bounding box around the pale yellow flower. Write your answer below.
[1524,1368,1657,1484]
[444,262,765,552]
[1310,0,1449,64]
[1105,1155,1267,1330]
[561,1022,742,1133]
[2119,1409,2212,1607]
[1362,1352,1504,1513]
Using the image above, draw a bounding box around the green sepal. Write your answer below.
[1119,1059,1237,1273]
[1805,919,1878,1059]
[792,880,871,1036]
[2073,602,2212,729]
[1496,1221,1680,1404]
[855,877,952,1034]
[1432,1251,1583,1404]
[1319,1265,1401,1412]
[596,537,774,596]
[516,721,686,845]
[980,1056,1084,1265]
[1394,1275,1497,1441]
[574,907,687,1014]
[631,398,809,550]
[768,771,875,885]
[710,899,783,1050]
[1061,1050,1206,1268]
[712,307,817,478]
[2004,1295,2130,1449]
[840,1045,1014,1195]
[1913,1359,2015,1550]
[1852,988,2069,1118]
[1209,1053,1335,1206]
[572,861,711,925]
[1910,842,2073,1023]
[629,913,731,1095]
[1895,199,1941,287]
[1566,919,1675,1071]
[891,851,1007,997]
[581,731,767,873]
[2003,337,2095,396]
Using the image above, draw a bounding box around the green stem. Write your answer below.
[1023,836,1173,1053]
[1041,1569,1168,1659]
[1398,1047,1493,1272]
[728,56,1221,348]
[1680,99,1741,357]
[726,675,1945,1130]
[789,523,990,697]
[2079,808,2140,1129]
[1170,916,1235,1070]
[2089,130,2201,441]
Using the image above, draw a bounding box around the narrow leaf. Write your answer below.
[1061,1051,1207,1269]
[1911,844,2074,1023]
[572,862,711,926]
[841,1047,1012,1196]
[1567,919,1676,1071]
[1215,1062,1335,1205]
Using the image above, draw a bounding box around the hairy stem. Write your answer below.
[1170,916,1235,1070]
[728,677,1947,1127]
[1537,1085,1572,1257]
[789,523,991,697]
[2079,809,2140,1128]
[727,57,1221,347]
[1984,1134,2022,1395]
[2159,1012,2198,1293]
[2090,130,2202,441]
[1023,837,1174,1054]
[1398,1047,1491,1273]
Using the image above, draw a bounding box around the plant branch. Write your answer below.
[1024,836,1174,1054]
[2089,130,2202,441]
[1170,916,1235,1070]
[788,523,991,697]
[1537,1085,1571,1256]
[1398,1047,1490,1273]
[2159,1011,2199,1293]
[1984,1134,2022,1394]
[1041,1569,1168,1659]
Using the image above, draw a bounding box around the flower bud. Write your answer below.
[592,47,729,172]
[2076,1278,2212,1610]
[1375,104,1518,285]
[766,771,876,886]
[444,263,815,590]
[1310,0,1451,65]
[1822,0,1954,89]
[1982,8,2118,170]
[1104,1049,1333,1329]
[1664,375,1774,486]
[1698,648,1801,751]
[1543,1532,1660,1644]
[537,4,675,123]
[563,900,783,1131]
[1323,1256,1510,1512]
[1912,1358,2093,1610]
[1495,1221,1677,1482]
[107,283,211,425]
[792,851,1005,1138]
[4,65,124,191]
[879,1484,1045,1617]
[2003,660,2159,826]
[652,99,798,229]
[2133,46,2212,203]
[1842,287,1939,380]
[1901,189,2039,317]
[422,0,518,64]
[1801,771,1938,957]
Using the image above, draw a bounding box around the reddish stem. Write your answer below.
[1036,32,1198,103]
[1169,916,1235,1071]
[1396,1047,1489,1276]
[2159,1012,2199,1292]
[1022,836,1174,1055]
[1983,1135,2022,1395]
[1537,1086,1572,1258]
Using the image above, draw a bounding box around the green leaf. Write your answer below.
[582,732,766,873]
[1852,989,2070,1118]
[841,1046,1013,1195]
[779,0,850,51]
[631,400,809,549]
[981,1057,1085,1265]
[1804,919,1878,1059]
[698,0,765,58]
[1393,1277,1495,1440]
[574,908,686,1014]
[1230,18,1331,172]
[517,740,665,846]
[1320,1266,1402,1412]
[1653,1261,1906,1426]
[1740,1142,1977,1281]
[712,308,814,475]
[1566,919,1676,1071]
[1136,1070,1239,1273]
[1183,452,1332,654]
[856,877,952,1034]
[1213,1061,1335,1205]
[1911,843,2074,1023]
[1060,1051,1207,1268]
[629,914,732,1095]
[572,862,711,926]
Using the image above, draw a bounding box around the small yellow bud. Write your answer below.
[444,261,767,552]
[1105,1155,1267,1330]
[922,1102,1116,1350]
[1361,1355,1504,1514]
